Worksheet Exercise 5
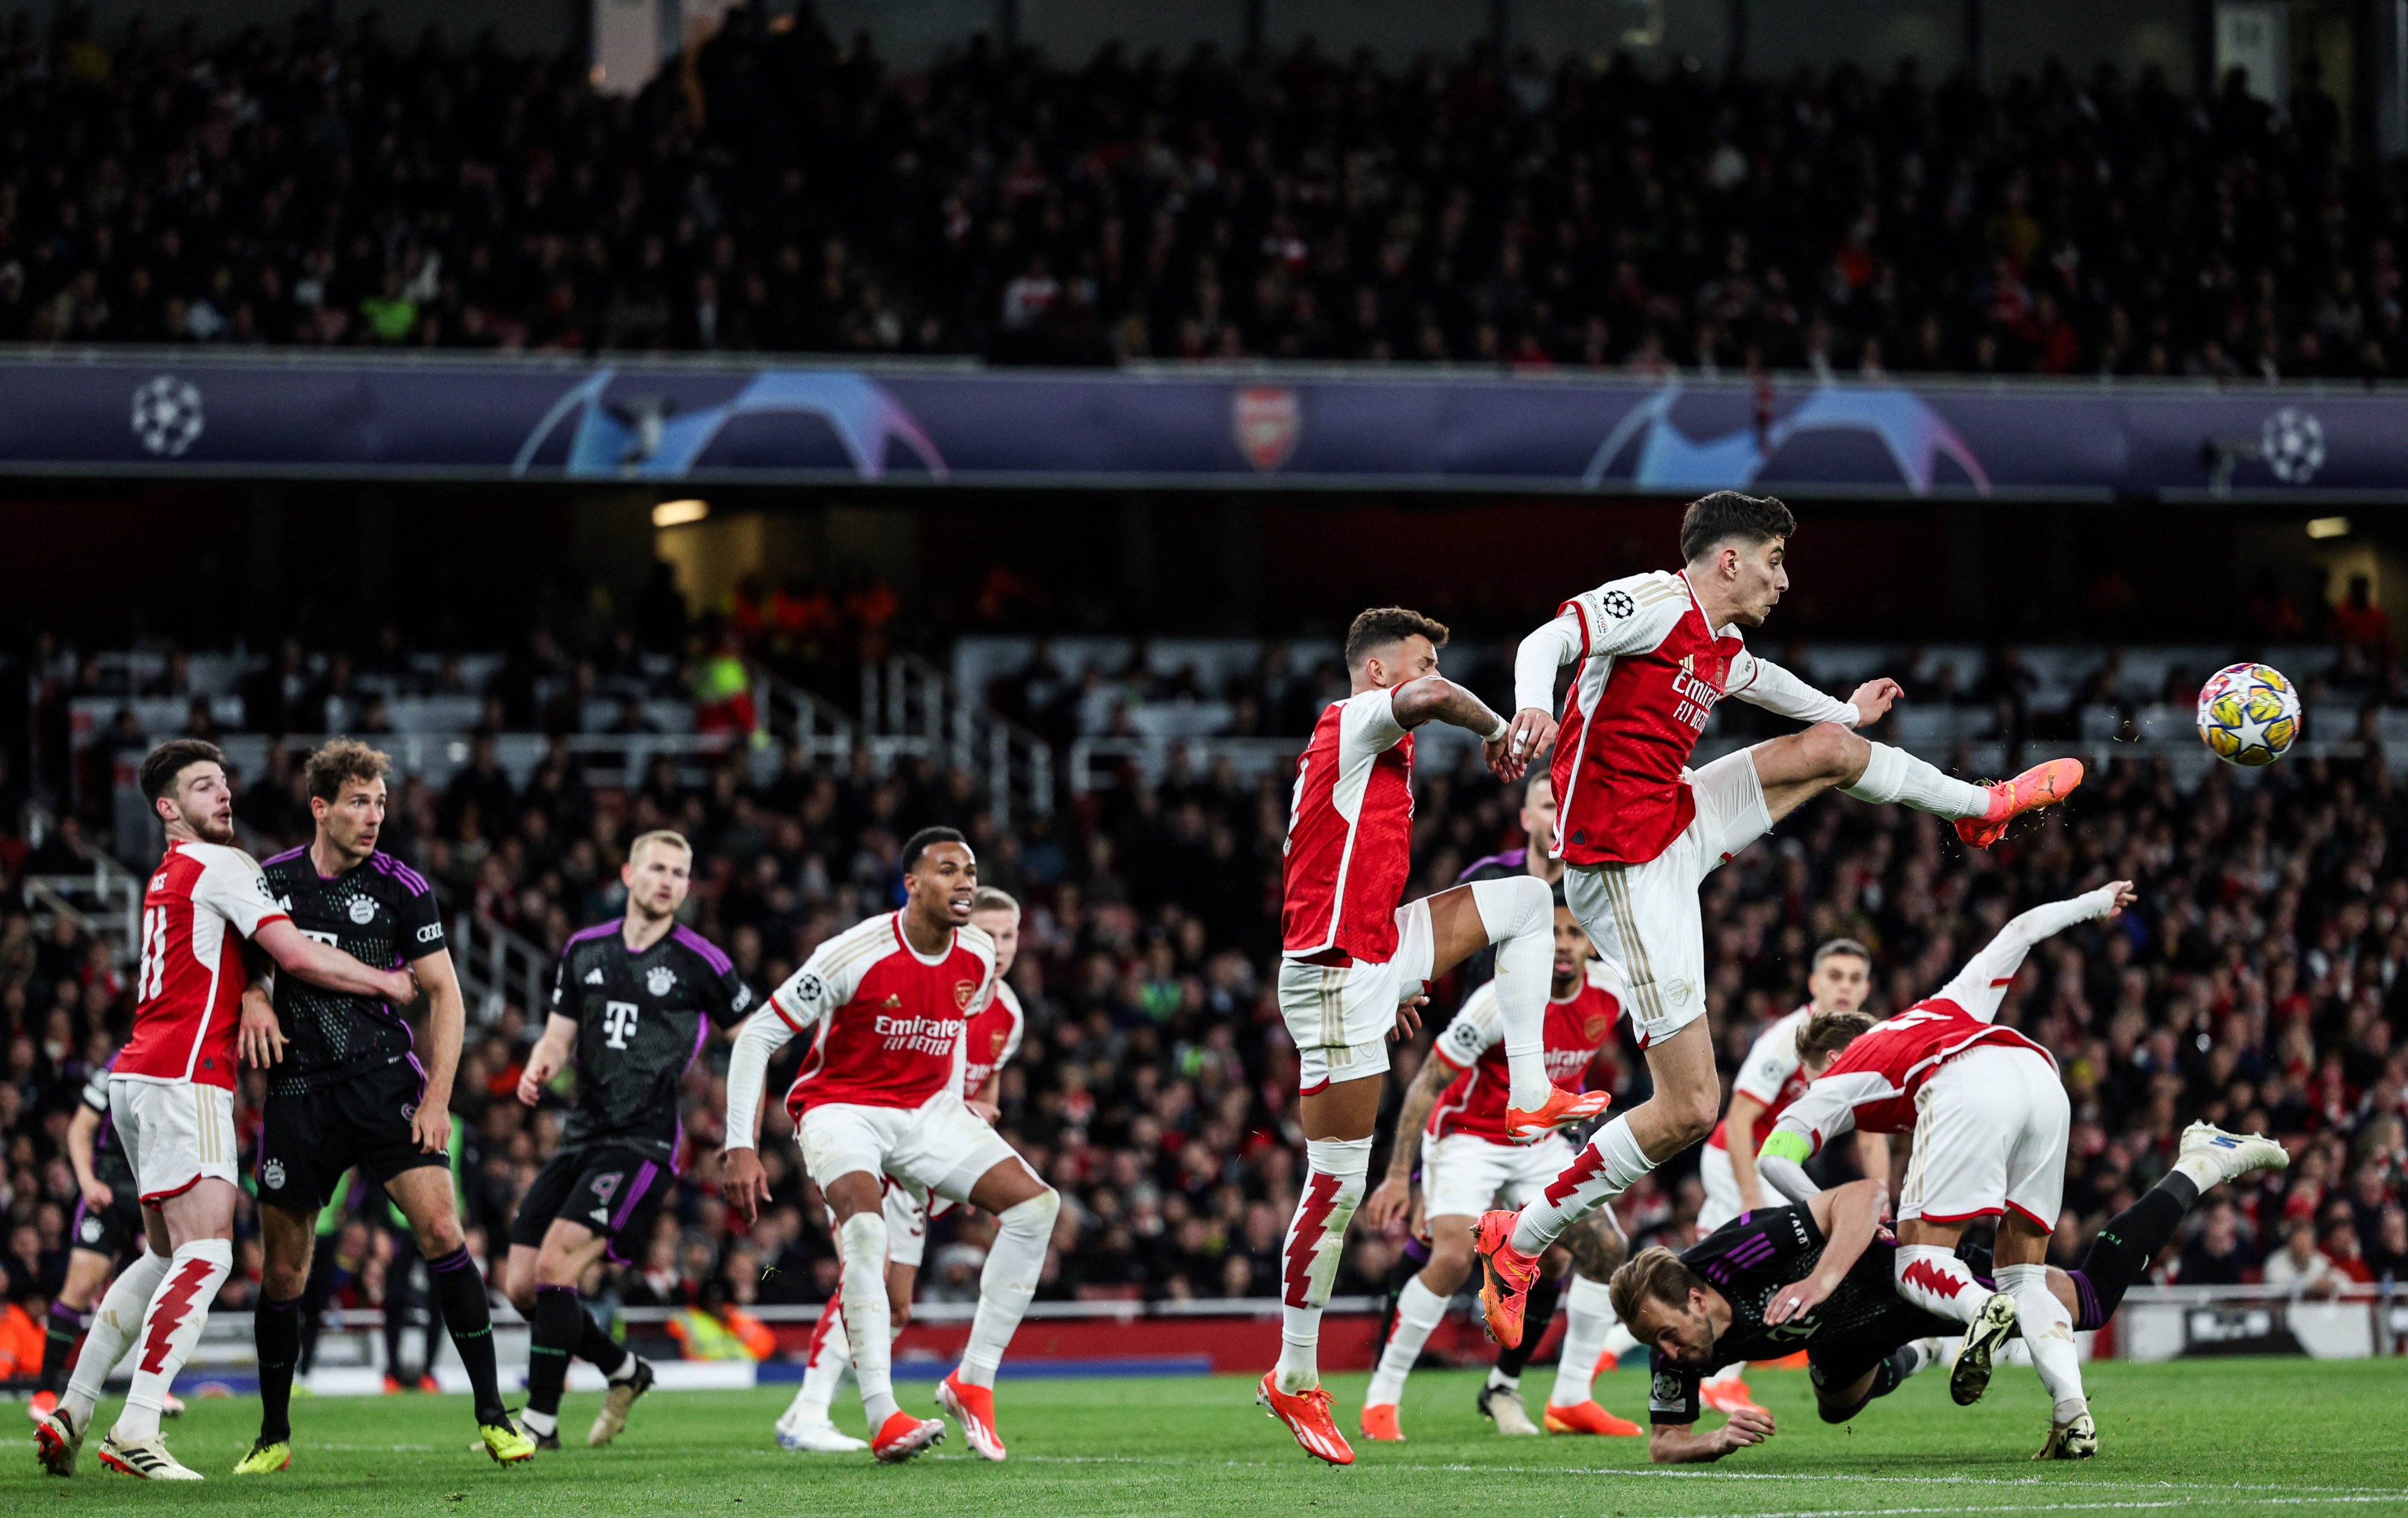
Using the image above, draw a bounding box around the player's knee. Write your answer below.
[1667,1092,1719,1148]
[1474,872,1553,939]
[1000,1185,1060,1237]
[838,1210,889,1267]
[414,1215,466,1260]
[1424,1234,1475,1291]
[1802,721,1865,780]
[262,1260,310,1302]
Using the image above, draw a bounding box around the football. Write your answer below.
[2196,662,2302,767]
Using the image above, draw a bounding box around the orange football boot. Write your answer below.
[937,1372,1006,1461]
[1472,1209,1542,1348]
[1359,1402,1404,1442]
[1543,1401,1644,1436]
[871,1410,947,1463]
[1504,1086,1612,1145]
[1700,1377,1764,1415]
[1955,758,2085,850]
[1257,1374,1353,1465]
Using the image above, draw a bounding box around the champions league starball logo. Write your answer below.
[130,375,204,456]
[1583,382,1991,496]
[513,369,946,480]
[2259,407,2325,484]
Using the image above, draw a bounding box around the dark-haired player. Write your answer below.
[508,829,755,1449]
[1478,491,2085,1348]
[1614,1115,2287,1465]
[1261,607,1608,1468]
[237,740,527,1473]
[721,828,1059,1466]
[38,740,416,1482]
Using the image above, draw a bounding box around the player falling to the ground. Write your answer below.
[35,740,420,1482]
[775,885,1029,1454]
[28,1054,183,1425]
[1668,937,1888,1414]
[1359,882,1640,1442]
[722,828,1061,1465]
[1752,881,2156,1457]
[1620,1112,2287,1464]
[1476,491,2083,1347]
[236,741,529,1473]
[1260,607,1607,1467]
[508,830,755,1449]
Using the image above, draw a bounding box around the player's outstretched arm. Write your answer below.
[253,918,417,1005]
[1939,880,2135,1022]
[1728,651,1887,728]
[718,1007,802,1223]
[1648,1406,1775,1463]
[1389,674,1523,778]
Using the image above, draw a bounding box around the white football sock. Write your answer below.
[787,1297,851,1422]
[1997,1263,2087,1421]
[1511,1117,1650,1255]
[62,1248,172,1426]
[1473,875,1556,1111]
[115,1238,231,1442]
[1549,1275,1615,1408]
[1843,742,1990,818]
[836,1212,901,1426]
[1894,1243,1986,1325]
[1274,1136,1370,1393]
[958,1187,1059,1388]
[1366,1274,1449,1406]
[1602,1320,1640,1362]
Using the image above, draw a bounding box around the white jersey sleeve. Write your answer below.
[1931,885,2122,1022]
[187,843,287,939]
[1767,1070,1891,1156]
[1516,572,1690,712]
[1732,1010,1807,1104]
[1726,649,1859,728]
[1336,685,1411,756]
[1430,980,1505,1072]
[766,917,886,1032]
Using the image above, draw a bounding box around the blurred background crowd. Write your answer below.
[2,4,2405,379]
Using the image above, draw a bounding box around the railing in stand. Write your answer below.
[860,653,1053,824]
[22,802,148,968]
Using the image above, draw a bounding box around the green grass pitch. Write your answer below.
[12,1359,2405,1517]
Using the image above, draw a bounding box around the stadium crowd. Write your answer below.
[4,656,2408,1375]
[1,5,2405,380]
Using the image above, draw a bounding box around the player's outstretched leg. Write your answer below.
[778,1297,868,1452]
[2065,1122,2288,1332]
[36,1248,172,1476]
[1460,880,1611,1139]
[938,1179,1059,1463]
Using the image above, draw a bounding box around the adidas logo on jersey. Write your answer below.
[1680,653,1695,674]
[585,968,604,984]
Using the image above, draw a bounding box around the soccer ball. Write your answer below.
[2196,663,2300,767]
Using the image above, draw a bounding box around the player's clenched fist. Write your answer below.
[1505,707,1557,766]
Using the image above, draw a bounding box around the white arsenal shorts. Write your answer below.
[110,1077,238,1206]
[1898,1044,2071,1231]
[1564,748,1771,1047]
[1422,1131,1577,1222]
[1276,897,1436,1092]
[797,1089,1019,1209]
[881,1176,931,1269]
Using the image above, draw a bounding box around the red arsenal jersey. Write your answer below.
[1280,687,1415,964]
[768,912,997,1113]
[1770,999,2055,1153]
[1425,964,1624,1143]
[960,980,1025,1099]
[118,838,289,1091]
[1549,571,1745,868]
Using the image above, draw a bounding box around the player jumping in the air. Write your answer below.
[722,828,1060,1465]
[36,741,417,1481]
[1359,883,1638,1442]
[1619,1111,2287,1464]
[237,741,529,1473]
[509,830,755,1449]
[1262,608,1604,1467]
[1751,882,2261,1457]
[28,1054,183,1425]
[1477,491,2083,1348]
[775,885,1029,1454]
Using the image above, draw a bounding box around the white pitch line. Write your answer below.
[1668,1499,2408,1518]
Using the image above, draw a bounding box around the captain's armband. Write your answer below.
[1758,1129,1814,1166]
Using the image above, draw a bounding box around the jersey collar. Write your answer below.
[1677,567,1746,644]
[889,911,956,967]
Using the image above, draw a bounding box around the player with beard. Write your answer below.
[1618,1115,2289,1464]
[722,830,1060,1465]
[236,740,528,1473]
[36,741,416,1481]
[508,830,755,1449]
[774,886,1029,1453]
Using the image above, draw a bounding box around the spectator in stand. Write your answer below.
[2263,1219,2340,1298]
[2177,1200,2252,1286]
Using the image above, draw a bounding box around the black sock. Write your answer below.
[2070,1172,2198,1329]
[255,1295,303,1445]
[1496,1272,1566,1380]
[526,1286,582,1419]
[428,1247,507,1425]
[40,1301,85,1395]
[577,1309,630,1379]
